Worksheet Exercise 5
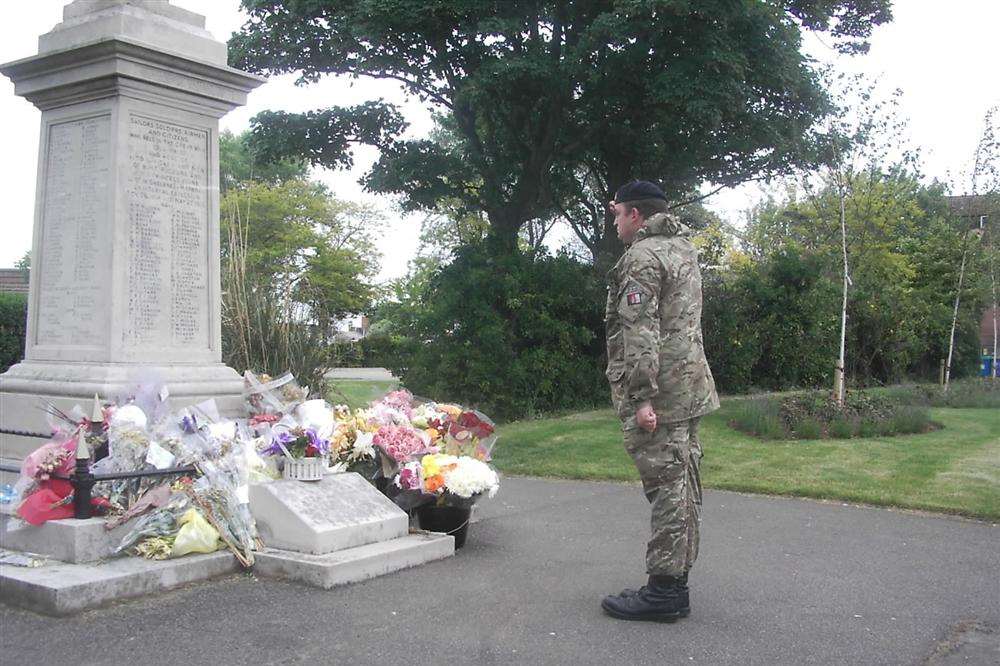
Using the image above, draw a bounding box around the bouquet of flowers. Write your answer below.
[396,453,500,509]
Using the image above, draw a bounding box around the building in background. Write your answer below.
[0,268,29,294]
[334,315,370,343]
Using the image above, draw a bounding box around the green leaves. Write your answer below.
[232,0,892,250]
[220,179,379,323]
[248,103,407,171]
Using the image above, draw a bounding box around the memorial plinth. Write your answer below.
[0,0,264,460]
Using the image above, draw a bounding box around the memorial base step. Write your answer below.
[0,550,240,616]
[253,531,455,589]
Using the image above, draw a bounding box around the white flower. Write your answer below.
[366,403,411,427]
[349,431,376,461]
[442,457,500,499]
[111,404,148,430]
[410,403,445,429]
[295,399,336,439]
[205,420,236,442]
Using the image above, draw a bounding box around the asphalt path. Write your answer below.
[1,477,997,665]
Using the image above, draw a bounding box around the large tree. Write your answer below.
[230,0,891,256]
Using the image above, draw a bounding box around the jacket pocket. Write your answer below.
[605,330,625,381]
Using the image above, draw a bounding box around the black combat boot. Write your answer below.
[601,573,690,622]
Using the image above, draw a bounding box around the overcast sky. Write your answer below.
[1,1,998,281]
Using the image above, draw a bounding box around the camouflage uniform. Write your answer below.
[605,212,720,577]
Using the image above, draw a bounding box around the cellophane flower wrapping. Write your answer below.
[243,370,308,416]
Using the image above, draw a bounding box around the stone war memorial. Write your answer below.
[0,0,460,616]
[0,0,254,460]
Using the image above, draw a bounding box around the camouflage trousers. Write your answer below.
[622,417,703,576]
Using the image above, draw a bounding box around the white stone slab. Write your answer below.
[249,474,409,555]
[253,533,454,590]
[42,0,227,64]
[0,512,129,564]
[0,550,239,616]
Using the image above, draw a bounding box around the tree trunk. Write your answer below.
[991,235,998,379]
[945,229,972,390]
[835,176,850,407]
[594,213,624,276]
[485,208,524,256]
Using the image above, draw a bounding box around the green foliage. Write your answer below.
[221,277,331,395]
[221,180,379,326]
[883,379,1000,409]
[703,249,840,393]
[0,292,27,373]
[219,180,378,393]
[380,244,607,421]
[794,417,823,440]
[232,0,890,250]
[219,130,308,194]
[728,399,788,440]
[731,174,991,388]
[728,389,936,440]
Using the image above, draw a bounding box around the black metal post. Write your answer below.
[91,419,109,462]
[73,456,94,520]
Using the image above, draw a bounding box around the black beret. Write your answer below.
[614,180,667,203]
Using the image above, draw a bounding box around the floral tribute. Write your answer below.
[4,372,500,565]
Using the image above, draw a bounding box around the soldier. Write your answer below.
[601,180,720,622]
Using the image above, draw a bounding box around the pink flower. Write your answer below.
[397,465,423,490]
[373,425,431,463]
[377,390,414,419]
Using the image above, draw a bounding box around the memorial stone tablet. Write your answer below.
[124,115,210,351]
[36,115,111,348]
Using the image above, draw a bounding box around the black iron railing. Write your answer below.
[0,427,195,519]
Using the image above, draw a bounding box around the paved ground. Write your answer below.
[1,477,998,665]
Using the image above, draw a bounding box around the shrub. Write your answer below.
[388,244,608,421]
[828,417,855,439]
[891,405,935,434]
[857,419,880,439]
[729,398,788,439]
[729,388,938,440]
[883,380,1000,409]
[793,417,822,440]
[0,292,27,373]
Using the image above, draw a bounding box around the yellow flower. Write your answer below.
[421,454,440,478]
[438,404,462,418]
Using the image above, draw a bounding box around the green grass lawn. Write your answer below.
[493,402,1000,521]
[325,379,398,410]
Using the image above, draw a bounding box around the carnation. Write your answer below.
[442,457,500,499]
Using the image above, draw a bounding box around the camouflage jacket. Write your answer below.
[605,213,720,424]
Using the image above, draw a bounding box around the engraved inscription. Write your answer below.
[124,115,209,349]
[36,116,110,346]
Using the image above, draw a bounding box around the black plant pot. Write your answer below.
[416,504,472,549]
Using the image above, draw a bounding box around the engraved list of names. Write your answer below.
[125,115,210,350]
[37,116,111,347]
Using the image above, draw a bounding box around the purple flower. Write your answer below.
[180,415,198,434]
[262,431,296,456]
[305,429,330,456]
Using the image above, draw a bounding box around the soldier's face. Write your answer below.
[611,202,642,243]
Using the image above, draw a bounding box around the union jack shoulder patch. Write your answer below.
[626,291,643,306]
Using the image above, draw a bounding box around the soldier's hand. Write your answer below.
[636,402,657,433]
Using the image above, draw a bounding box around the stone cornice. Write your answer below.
[1,37,264,113]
